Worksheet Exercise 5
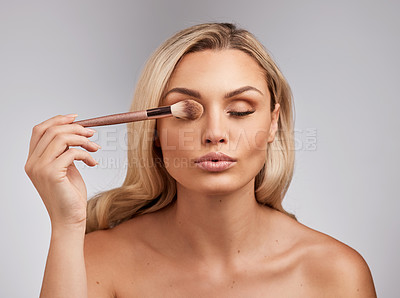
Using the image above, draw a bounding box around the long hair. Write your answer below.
[86,23,296,233]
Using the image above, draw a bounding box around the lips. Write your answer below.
[194,152,236,163]
[194,152,236,172]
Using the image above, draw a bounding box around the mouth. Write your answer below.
[194,152,236,163]
[194,152,237,172]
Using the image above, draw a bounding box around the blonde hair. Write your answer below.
[86,23,296,233]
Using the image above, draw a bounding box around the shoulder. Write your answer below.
[269,210,376,296]
[295,223,376,297]
[83,216,149,297]
[84,228,118,297]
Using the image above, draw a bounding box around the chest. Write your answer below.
[112,258,313,298]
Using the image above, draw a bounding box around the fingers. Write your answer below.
[26,115,101,177]
[25,115,100,228]
[53,147,98,171]
[28,114,78,159]
[32,123,96,160]
[40,133,101,164]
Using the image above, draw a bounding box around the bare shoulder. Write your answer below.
[284,215,377,297]
[84,228,119,298]
[83,214,154,297]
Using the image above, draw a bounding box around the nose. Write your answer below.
[202,107,228,145]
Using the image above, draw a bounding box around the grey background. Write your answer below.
[1,0,398,296]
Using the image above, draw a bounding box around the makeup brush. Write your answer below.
[73,99,203,127]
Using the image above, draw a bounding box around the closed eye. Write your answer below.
[228,110,255,117]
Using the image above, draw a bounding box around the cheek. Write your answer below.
[230,124,270,153]
[241,128,270,175]
[157,118,179,152]
[158,126,200,153]
[230,113,271,150]
[157,127,197,183]
[254,129,270,150]
[158,128,179,152]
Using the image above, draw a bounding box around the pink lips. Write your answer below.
[194,152,237,172]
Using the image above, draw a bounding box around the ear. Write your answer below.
[267,103,280,143]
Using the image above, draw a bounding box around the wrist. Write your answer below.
[51,220,86,237]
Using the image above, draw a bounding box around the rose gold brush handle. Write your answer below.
[73,110,148,127]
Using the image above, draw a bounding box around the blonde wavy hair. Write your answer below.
[86,22,296,233]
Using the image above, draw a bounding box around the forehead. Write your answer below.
[167,49,268,91]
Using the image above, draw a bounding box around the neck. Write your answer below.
[164,179,272,265]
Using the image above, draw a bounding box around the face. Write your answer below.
[156,49,280,196]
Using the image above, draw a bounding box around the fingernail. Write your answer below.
[65,114,78,118]
[86,128,96,134]
[91,142,101,149]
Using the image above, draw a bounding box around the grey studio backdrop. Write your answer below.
[1,0,398,297]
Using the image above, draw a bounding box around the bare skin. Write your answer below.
[85,50,376,297]
[85,205,376,297]
[26,49,376,297]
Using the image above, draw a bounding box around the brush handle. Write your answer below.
[73,110,148,127]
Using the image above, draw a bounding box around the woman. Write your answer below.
[25,23,376,297]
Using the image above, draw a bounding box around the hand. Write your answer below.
[25,114,100,229]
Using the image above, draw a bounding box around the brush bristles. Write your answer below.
[170,99,204,120]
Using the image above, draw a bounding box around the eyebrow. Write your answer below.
[163,85,264,100]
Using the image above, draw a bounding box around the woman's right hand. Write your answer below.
[25,114,101,230]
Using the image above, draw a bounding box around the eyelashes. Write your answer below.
[174,110,255,121]
[228,110,255,117]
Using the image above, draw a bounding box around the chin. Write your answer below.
[177,174,252,196]
[199,185,239,196]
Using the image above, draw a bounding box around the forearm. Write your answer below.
[40,224,87,298]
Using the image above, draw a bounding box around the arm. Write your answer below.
[25,115,101,297]
[84,230,117,297]
[40,225,115,298]
[334,248,377,297]
[306,240,377,297]
[40,224,87,297]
